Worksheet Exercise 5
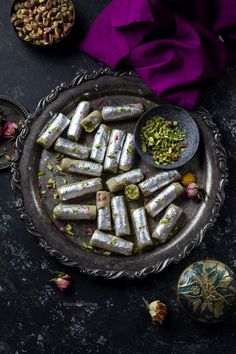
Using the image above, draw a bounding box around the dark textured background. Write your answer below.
[0,1,236,353]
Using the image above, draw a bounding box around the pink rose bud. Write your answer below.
[186,182,199,198]
[50,272,71,292]
[2,121,18,139]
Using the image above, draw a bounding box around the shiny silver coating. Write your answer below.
[57,178,102,201]
[145,183,184,218]
[139,170,181,197]
[67,101,90,141]
[53,203,96,220]
[152,203,183,243]
[111,196,131,236]
[102,103,144,122]
[54,137,90,160]
[131,208,153,250]
[37,113,70,149]
[90,230,134,256]
[90,124,111,163]
[103,129,126,173]
[61,158,103,177]
[119,133,136,171]
[106,168,144,193]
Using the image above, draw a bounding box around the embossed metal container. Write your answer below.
[177,260,236,323]
[11,69,228,279]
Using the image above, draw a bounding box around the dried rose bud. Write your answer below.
[143,298,167,325]
[181,172,196,187]
[50,272,71,292]
[185,182,205,201]
[2,122,18,139]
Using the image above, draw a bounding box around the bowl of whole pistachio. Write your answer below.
[10,0,75,46]
[134,105,200,170]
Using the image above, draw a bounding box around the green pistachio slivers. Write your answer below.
[140,115,187,165]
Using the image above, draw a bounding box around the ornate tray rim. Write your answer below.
[0,95,29,170]
[11,68,228,279]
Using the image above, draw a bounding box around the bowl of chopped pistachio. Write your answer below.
[134,105,200,169]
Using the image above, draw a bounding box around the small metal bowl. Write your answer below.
[134,105,200,170]
[10,0,75,47]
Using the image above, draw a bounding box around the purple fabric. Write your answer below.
[80,0,236,109]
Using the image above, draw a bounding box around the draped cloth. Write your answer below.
[80,0,236,109]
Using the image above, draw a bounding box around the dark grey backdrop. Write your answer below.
[0,1,236,353]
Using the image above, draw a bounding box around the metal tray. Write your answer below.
[0,96,28,170]
[11,69,228,279]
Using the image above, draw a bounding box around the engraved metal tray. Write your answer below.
[11,69,228,279]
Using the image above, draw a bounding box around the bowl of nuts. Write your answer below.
[10,0,75,46]
[134,105,200,170]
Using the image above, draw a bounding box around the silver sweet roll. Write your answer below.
[131,208,153,251]
[139,170,181,197]
[53,203,96,220]
[96,191,112,231]
[152,203,183,243]
[106,168,144,193]
[90,230,134,256]
[61,158,103,177]
[119,133,136,171]
[111,196,131,236]
[103,129,126,173]
[90,124,111,163]
[67,101,90,141]
[102,103,144,122]
[145,182,184,218]
[54,137,90,160]
[81,110,102,133]
[37,113,70,149]
[57,178,102,201]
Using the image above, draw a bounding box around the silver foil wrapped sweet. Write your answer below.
[139,170,181,197]
[90,124,111,163]
[145,182,184,218]
[131,207,153,251]
[57,178,102,201]
[106,168,144,193]
[111,195,131,236]
[61,158,103,177]
[67,101,90,141]
[102,103,144,122]
[37,113,70,149]
[103,129,126,173]
[90,230,134,256]
[53,203,96,220]
[54,137,90,160]
[152,203,183,243]
[119,133,136,171]
[96,191,112,231]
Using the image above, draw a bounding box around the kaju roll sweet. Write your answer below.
[37,113,70,149]
[53,204,96,220]
[103,129,126,174]
[90,230,134,256]
[106,168,144,193]
[96,191,112,231]
[119,133,136,171]
[152,203,183,243]
[67,101,90,141]
[81,110,102,133]
[111,196,131,237]
[145,182,184,218]
[57,178,102,201]
[61,158,103,177]
[54,137,90,160]
[102,103,144,122]
[90,124,111,163]
[131,208,153,251]
[139,170,181,197]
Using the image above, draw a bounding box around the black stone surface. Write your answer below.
[0,1,236,353]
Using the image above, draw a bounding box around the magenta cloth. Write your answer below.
[80,0,236,110]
